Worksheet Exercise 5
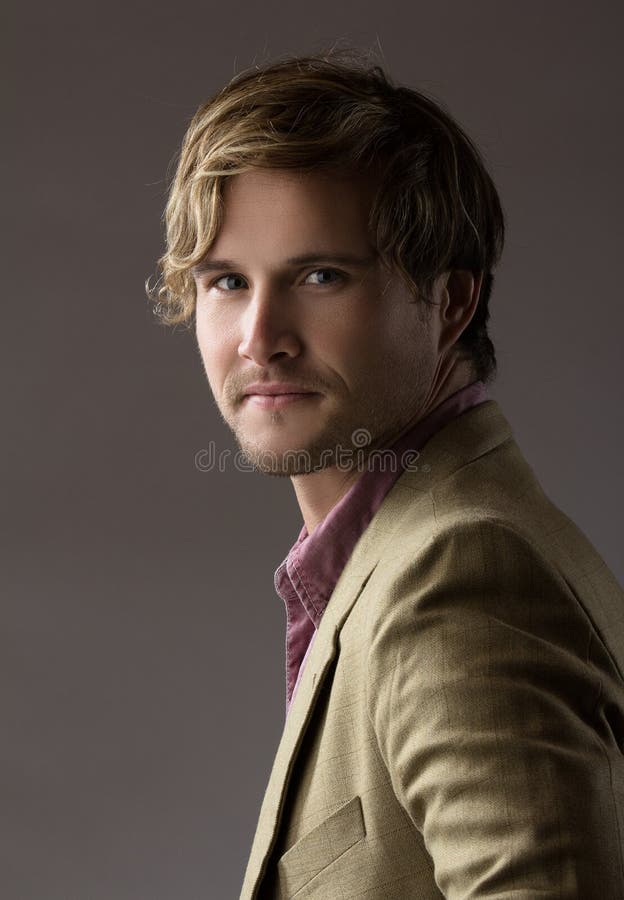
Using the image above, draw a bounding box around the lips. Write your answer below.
[242,383,321,410]
[246,394,317,409]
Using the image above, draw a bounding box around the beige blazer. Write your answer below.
[240,399,624,899]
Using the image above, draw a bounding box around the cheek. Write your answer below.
[310,298,382,366]
[196,312,237,384]
[332,319,401,376]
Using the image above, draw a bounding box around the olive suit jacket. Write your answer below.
[239,399,624,899]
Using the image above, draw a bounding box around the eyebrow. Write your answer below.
[191,252,377,277]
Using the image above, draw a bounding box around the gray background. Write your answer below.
[4,1,623,897]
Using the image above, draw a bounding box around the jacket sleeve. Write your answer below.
[365,517,624,899]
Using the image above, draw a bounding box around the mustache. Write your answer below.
[226,371,331,400]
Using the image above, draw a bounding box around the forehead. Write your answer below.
[214,167,379,252]
[223,166,377,203]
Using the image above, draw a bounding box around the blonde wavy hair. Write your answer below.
[148,45,505,383]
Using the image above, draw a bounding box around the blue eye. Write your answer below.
[305,268,343,285]
[212,273,246,292]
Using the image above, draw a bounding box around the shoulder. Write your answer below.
[355,424,624,686]
[363,513,597,688]
[368,511,574,607]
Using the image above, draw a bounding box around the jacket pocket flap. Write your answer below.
[277,795,366,896]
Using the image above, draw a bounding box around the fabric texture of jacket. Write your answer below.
[240,398,624,899]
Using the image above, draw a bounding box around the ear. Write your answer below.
[437,270,484,356]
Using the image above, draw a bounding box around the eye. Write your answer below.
[304,268,344,286]
[209,273,247,293]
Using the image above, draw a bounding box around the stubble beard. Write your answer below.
[226,389,414,478]
[229,408,363,477]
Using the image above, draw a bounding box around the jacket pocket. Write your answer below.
[277,795,366,897]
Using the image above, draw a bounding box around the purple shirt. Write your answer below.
[274,379,491,718]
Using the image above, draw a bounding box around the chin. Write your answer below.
[235,444,313,476]
[234,426,337,475]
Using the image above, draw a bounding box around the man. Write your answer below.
[150,48,624,899]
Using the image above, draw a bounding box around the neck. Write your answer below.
[291,356,476,534]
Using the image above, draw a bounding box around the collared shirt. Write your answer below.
[274,379,491,718]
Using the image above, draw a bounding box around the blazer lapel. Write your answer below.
[239,556,379,899]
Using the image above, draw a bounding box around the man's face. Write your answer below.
[194,167,444,475]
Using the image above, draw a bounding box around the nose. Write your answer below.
[237,292,302,366]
